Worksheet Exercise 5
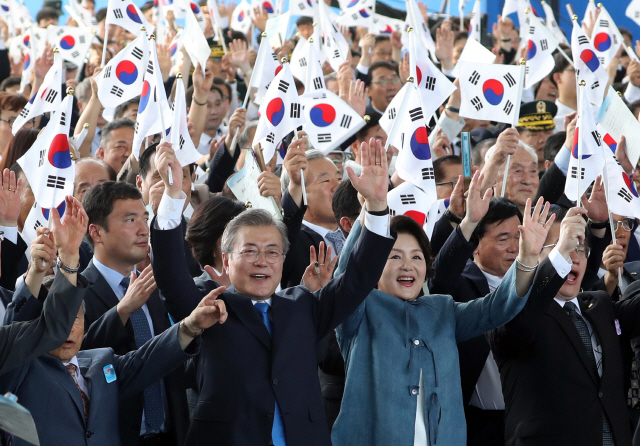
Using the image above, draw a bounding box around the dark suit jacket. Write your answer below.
[151,217,395,445]
[282,225,324,288]
[0,324,197,446]
[80,261,191,446]
[0,272,85,376]
[536,162,574,209]
[489,262,638,446]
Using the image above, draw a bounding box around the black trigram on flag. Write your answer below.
[503,100,514,115]
[46,175,66,189]
[424,76,436,91]
[400,194,416,205]
[409,107,423,121]
[56,28,64,36]
[318,133,332,143]
[471,96,483,111]
[636,11,640,18]
[340,115,352,128]
[351,13,358,20]
[570,166,585,180]
[147,60,154,74]
[591,80,600,90]
[388,108,396,119]
[298,57,307,67]
[111,86,124,97]
[591,130,601,146]
[33,220,43,231]
[504,73,516,88]
[132,47,144,60]
[38,149,46,167]
[389,208,397,216]
[19,106,30,118]
[529,26,535,34]
[113,8,123,18]
[134,122,139,133]
[71,50,80,58]
[59,112,66,126]
[290,103,301,118]
[422,167,434,180]
[599,19,609,27]
[469,71,480,85]
[179,135,185,149]
[540,39,548,51]
[79,36,86,44]
[333,49,340,59]
[526,66,530,75]
[578,35,589,45]
[619,188,634,203]
[103,66,112,78]
[271,52,278,61]
[278,80,289,93]
[266,133,275,143]
[44,89,58,104]
[298,2,305,9]
[313,77,323,89]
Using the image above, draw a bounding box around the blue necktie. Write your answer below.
[121,277,165,432]
[254,302,287,446]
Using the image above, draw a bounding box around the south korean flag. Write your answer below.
[591,5,625,68]
[230,0,253,34]
[370,14,404,35]
[12,54,62,135]
[600,129,640,219]
[288,0,317,19]
[105,0,154,36]
[468,0,481,42]
[168,76,201,166]
[96,33,150,109]
[300,90,366,154]
[17,94,75,209]
[65,0,99,34]
[571,19,608,107]
[47,26,93,68]
[248,38,281,105]
[21,200,67,247]
[403,0,437,62]
[541,1,569,45]
[185,1,207,30]
[319,0,350,72]
[301,38,327,97]
[387,181,432,228]
[335,0,375,28]
[524,10,559,89]
[458,61,525,126]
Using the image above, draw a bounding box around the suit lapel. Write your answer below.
[43,355,86,425]
[462,261,490,296]
[546,301,600,385]
[83,262,121,310]
[224,288,271,349]
[78,356,99,425]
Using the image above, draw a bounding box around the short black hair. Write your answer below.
[100,118,135,148]
[472,138,496,167]
[355,112,381,141]
[36,7,60,22]
[550,49,573,89]
[140,1,153,12]
[547,204,568,223]
[0,77,21,92]
[332,180,361,236]
[374,35,390,45]
[367,60,399,86]
[114,97,139,119]
[95,7,107,23]
[186,196,246,267]
[296,16,313,27]
[390,215,435,281]
[212,77,232,101]
[82,182,143,246]
[138,142,160,180]
[473,196,523,240]
[543,131,566,163]
[433,155,462,183]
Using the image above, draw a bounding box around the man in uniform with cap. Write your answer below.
[516,100,558,172]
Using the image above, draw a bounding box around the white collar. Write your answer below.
[479,268,504,291]
[251,298,273,306]
[555,99,576,114]
[554,296,581,314]
[92,256,131,300]
[63,356,80,370]
[302,220,339,239]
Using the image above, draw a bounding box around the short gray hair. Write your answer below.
[280,148,330,196]
[100,118,135,148]
[74,78,92,104]
[221,209,290,255]
[238,120,259,149]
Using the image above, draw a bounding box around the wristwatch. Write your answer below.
[588,219,608,230]
[444,209,462,225]
[179,320,204,338]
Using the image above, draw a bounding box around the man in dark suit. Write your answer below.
[151,139,394,445]
[490,206,640,446]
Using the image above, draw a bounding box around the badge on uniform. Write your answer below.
[103,364,117,383]
[615,319,622,336]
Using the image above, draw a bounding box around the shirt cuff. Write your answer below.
[356,63,369,75]
[156,192,186,230]
[0,225,18,244]
[554,145,571,176]
[364,210,390,238]
[625,82,640,104]
[548,247,572,278]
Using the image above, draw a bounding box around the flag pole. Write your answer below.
[502,59,526,197]
[577,79,585,208]
[150,30,173,186]
[384,77,414,153]
[101,15,110,67]
[601,151,624,285]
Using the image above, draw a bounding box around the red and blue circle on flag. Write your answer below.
[190,2,201,13]
[593,33,612,52]
[48,134,72,169]
[624,172,639,197]
[526,40,536,60]
[266,98,285,126]
[238,11,245,21]
[170,42,178,57]
[410,126,431,160]
[60,35,75,50]
[482,79,504,106]
[139,81,151,114]
[571,128,592,159]
[310,104,336,127]
[416,66,422,85]
[23,54,30,70]
[43,201,66,221]
[126,4,143,23]
[359,8,370,17]
[404,210,426,226]
[381,25,393,34]
[263,1,274,13]
[347,0,358,6]
[580,49,600,72]
[603,133,617,153]
[116,60,139,85]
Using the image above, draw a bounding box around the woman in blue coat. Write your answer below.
[331,171,556,446]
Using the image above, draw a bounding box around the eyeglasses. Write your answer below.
[0,117,35,128]
[371,77,401,85]
[542,243,591,258]
[231,248,284,264]
[612,218,634,232]
[436,180,458,188]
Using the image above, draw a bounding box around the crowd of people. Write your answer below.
[2,0,640,445]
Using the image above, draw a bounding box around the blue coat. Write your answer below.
[331,221,534,446]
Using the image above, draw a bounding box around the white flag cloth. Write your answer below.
[183,8,211,75]
[230,0,253,34]
[599,129,640,219]
[65,0,99,33]
[249,38,281,105]
[388,181,432,227]
[290,37,310,84]
[582,0,598,33]
[451,36,496,78]
[591,5,624,68]
[17,94,75,208]
[28,27,48,59]
[565,86,605,201]
[458,61,525,126]
[251,0,277,16]
[17,29,35,94]
[105,0,154,36]
[405,0,436,61]
[408,29,456,118]
[254,63,306,164]
[21,200,67,247]
[47,26,93,68]
[571,20,608,107]
[300,90,365,153]
[96,33,149,109]
[627,0,640,27]
[168,78,201,166]
[379,83,410,146]
[169,29,183,69]
[207,0,226,41]
[502,0,520,17]
[287,0,317,18]
[132,41,172,159]
[12,55,62,135]
[424,197,450,239]
[370,14,404,34]
[468,0,481,42]
[185,0,207,30]
[541,1,568,45]
[302,39,326,96]
[319,0,350,72]
[524,10,559,89]
[335,0,375,28]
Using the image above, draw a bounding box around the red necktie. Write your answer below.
[65,363,90,420]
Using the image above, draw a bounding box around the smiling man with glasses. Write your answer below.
[367,61,402,114]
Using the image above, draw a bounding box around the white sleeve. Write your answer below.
[548,247,572,278]
[364,211,391,238]
[155,192,187,230]
[0,225,18,244]
[356,63,369,75]
[625,82,640,104]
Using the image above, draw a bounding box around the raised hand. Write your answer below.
[229,38,251,75]
[347,80,367,117]
[252,6,268,32]
[0,168,22,227]
[283,132,308,205]
[459,171,493,240]
[116,264,157,325]
[29,227,57,274]
[204,264,231,288]
[302,242,338,292]
[156,41,172,82]
[614,135,634,175]
[257,167,282,203]
[518,198,556,264]
[435,26,454,71]
[50,196,88,261]
[432,128,452,158]
[225,108,247,151]
[399,52,410,84]
[555,207,588,260]
[185,286,229,330]
[336,61,354,99]
[192,62,214,103]
[345,137,388,212]
[448,174,465,221]
[581,176,608,224]
[155,142,182,197]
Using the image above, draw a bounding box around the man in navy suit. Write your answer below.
[151,138,395,445]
